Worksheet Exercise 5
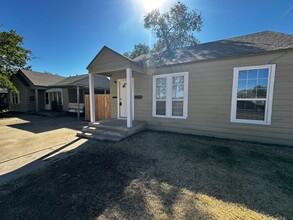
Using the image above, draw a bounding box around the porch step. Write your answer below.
[88,122,129,132]
[77,131,123,141]
[77,120,146,141]
[82,126,126,137]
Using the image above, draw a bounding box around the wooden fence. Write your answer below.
[84,94,111,121]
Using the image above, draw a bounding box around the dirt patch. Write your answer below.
[0,130,292,219]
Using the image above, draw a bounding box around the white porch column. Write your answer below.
[126,68,133,128]
[77,85,80,120]
[89,73,96,122]
[35,88,39,112]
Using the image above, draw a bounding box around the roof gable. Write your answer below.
[19,69,65,87]
[87,46,144,74]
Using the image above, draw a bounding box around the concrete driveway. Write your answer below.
[0,114,93,185]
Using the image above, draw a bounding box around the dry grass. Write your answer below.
[98,179,280,220]
[0,130,292,219]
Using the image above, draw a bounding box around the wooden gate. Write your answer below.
[85,94,111,121]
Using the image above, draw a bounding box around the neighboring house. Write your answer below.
[9,69,109,113]
[0,88,8,110]
[86,31,293,146]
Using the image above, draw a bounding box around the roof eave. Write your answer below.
[17,69,35,87]
[145,48,293,70]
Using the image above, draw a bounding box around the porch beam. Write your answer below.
[89,73,96,122]
[35,88,39,112]
[126,68,133,128]
[77,85,80,120]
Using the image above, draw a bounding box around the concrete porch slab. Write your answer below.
[77,119,146,141]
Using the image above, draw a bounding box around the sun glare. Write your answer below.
[140,0,167,12]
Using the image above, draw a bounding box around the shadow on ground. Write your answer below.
[5,114,87,134]
[0,130,292,219]
[0,138,92,185]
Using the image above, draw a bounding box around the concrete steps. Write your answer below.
[77,120,146,141]
[77,131,123,141]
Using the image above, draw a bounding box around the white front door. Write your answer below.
[45,92,51,110]
[118,79,134,119]
[44,89,63,111]
[118,80,127,118]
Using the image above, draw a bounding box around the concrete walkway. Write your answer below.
[0,114,94,185]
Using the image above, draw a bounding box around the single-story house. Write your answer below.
[85,30,293,146]
[0,88,8,110]
[9,69,109,114]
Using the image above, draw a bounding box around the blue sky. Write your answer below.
[1,0,292,76]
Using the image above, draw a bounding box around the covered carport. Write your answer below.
[48,74,110,119]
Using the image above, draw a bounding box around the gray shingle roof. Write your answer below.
[133,31,293,67]
[51,74,89,86]
[51,74,110,88]
[19,70,110,89]
[21,69,65,86]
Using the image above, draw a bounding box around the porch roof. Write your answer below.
[86,46,145,76]
[49,74,109,89]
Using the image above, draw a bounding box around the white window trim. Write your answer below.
[152,72,189,119]
[230,64,276,125]
[10,92,20,104]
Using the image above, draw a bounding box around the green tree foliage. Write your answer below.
[0,24,32,92]
[124,43,150,59]
[144,1,203,53]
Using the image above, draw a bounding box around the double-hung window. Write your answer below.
[231,64,276,125]
[153,72,189,119]
[11,92,20,104]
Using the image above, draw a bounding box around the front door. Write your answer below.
[118,80,127,118]
[44,90,63,111]
[51,92,63,111]
[45,92,51,110]
[118,79,134,119]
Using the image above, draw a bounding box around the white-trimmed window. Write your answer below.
[231,64,276,125]
[11,92,20,104]
[153,72,189,119]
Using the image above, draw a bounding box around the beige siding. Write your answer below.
[62,89,69,111]
[90,49,130,74]
[89,48,144,74]
[38,90,45,111]
[110,72,124,118]
[110,78,118,118]
[110,50,293,146]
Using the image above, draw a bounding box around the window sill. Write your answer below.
[230,119,271,125]
[153,115,187,120]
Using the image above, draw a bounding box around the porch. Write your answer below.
[77,119,146,141]
[77,46,147,141]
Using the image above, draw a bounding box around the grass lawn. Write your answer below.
[0,130,292,220]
